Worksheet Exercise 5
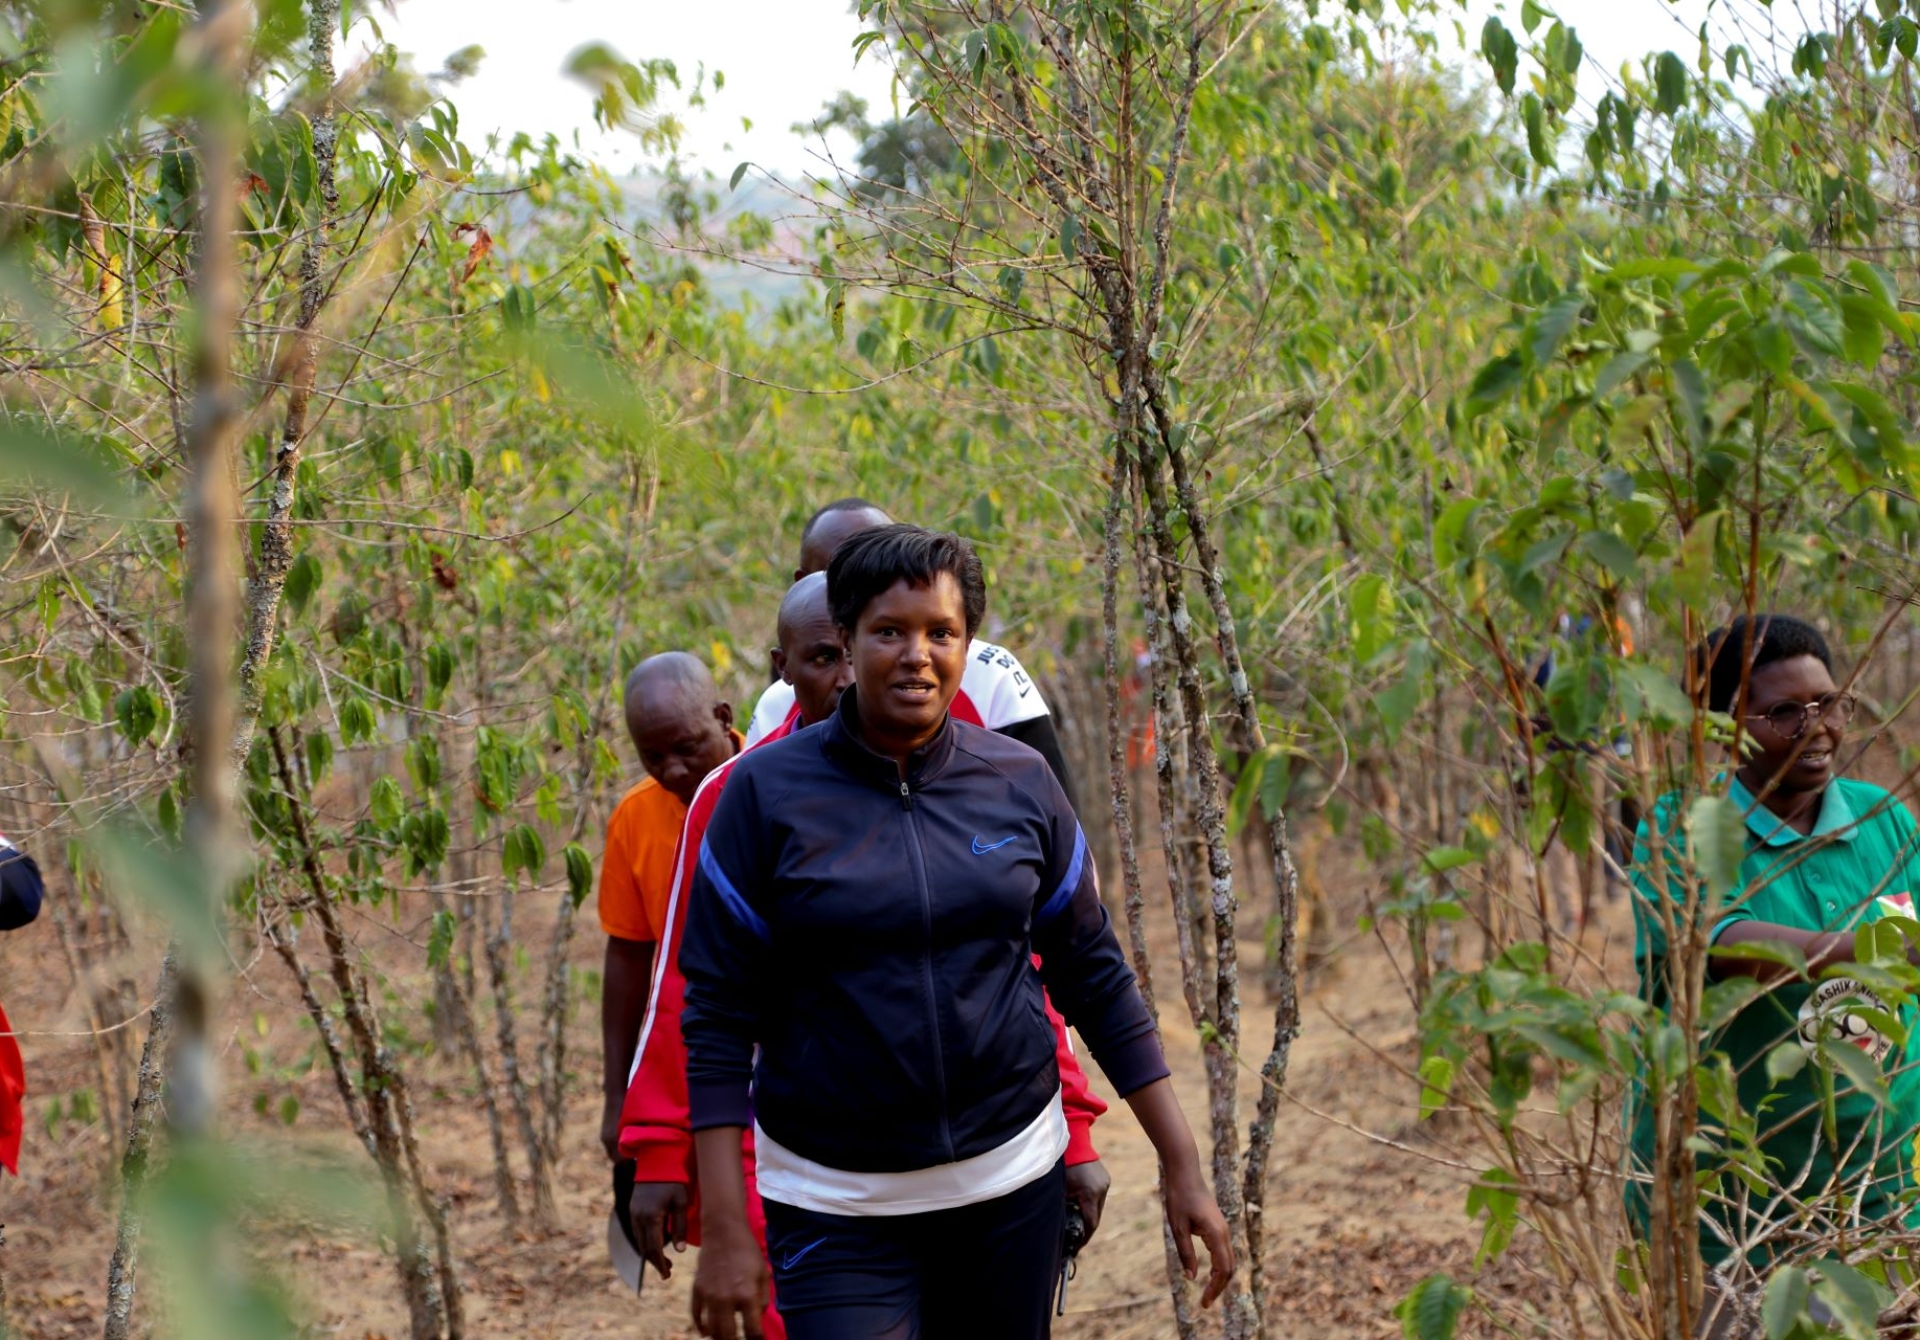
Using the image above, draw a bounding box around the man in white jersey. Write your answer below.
[744,499,1075,797]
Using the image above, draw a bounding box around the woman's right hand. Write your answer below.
[690,1220,768,1340]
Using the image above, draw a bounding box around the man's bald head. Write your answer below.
[773,574,853,725]
[797,497,893,581]
[622,652,736,806]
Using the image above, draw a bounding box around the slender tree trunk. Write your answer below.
[484,892,556,1228]
[104,5,247,1333]
[266,729,448,1337]
[1131,434,1258,1339]
[103,3,340,1330]
[1101,454,1202,1336]
[263,913,376,1158]
[101,953,173,1340]
[1145,383,1302,1335]
[536,887,578,1165]
[234,0,340,766]
[448,946,522,1222]
[1101,455,1156,1015]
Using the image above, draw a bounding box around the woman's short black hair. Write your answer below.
[827,524,987,637]
[1693,614,1833,713]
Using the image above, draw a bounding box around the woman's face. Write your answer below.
[1740,654,1846,795]
[846,573,969,754]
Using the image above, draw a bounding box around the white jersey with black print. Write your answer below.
[743,638,1049,747]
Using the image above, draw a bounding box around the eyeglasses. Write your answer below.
[1743,691,1857,740]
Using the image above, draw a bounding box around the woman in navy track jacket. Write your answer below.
[680,525,1232,1340]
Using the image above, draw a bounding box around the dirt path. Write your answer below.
[0,839,1578,1338]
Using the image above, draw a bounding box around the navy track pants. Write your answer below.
[762,1158,1067,1340]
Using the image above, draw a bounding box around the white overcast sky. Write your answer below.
[359,0,1816,177]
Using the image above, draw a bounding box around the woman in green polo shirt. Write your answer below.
[1629,613,1920,1271]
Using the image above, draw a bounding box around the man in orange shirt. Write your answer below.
[600,652,742,1166]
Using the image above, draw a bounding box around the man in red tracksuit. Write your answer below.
[618,576,1110,1333]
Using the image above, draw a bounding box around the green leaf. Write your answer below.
[1348,574,1393,662]
[1711,938,1808,978]
[1766,1039,1810,1086]
[1672,511,1724,610]
[114,686,159,746]
[1576,530,1638,582]
[1480,18,1518,95]
[1838,294,1886,366]
[1464,1168,1519,1266]
[1787,286,1845,358]
[1823,1032,1891,1106]
[369,775,404,830]
[1699,976,1763,1030]
[1592,350,1649,398]
[1521,93,1552,168]
[427,909,456,970]
[729,161,750,192]
[1687,793,1746,901]
[338,695,376,746]
[0,418,129,504]
[278,1094,300,1127]
[1395,1273,1472,1340]
[1653,51,1689,115]
[1227,751,1268,839]
[1422,846,1479,874]
[565,842,594,910]
[1619,662,1692,728]
[1811,1260,1889,1340]
[36,578,61,631]
[1530,293,1585,366]
[1464,353,1525,418]
[283,553,321,616]
[1762,1267,1811,1340]
[1418,1055,1455,1120]
[502,823,547,884]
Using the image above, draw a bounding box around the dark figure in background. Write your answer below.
[1,834,46,1175]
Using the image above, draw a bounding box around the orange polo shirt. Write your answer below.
[598,779,685,944]
[598,731,743,944]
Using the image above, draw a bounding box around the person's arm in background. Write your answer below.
[0,837,43,932]
[597,811,658,1161]
[602,935,655,1160]
[620,786,728,1279]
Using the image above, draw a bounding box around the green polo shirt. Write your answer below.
[1627,775,1920,1266]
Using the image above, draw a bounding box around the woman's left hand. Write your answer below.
[1163,1165,1235,1308]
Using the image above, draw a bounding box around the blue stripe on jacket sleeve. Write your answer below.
[1037,825,1087,925]
[700,839,770,944]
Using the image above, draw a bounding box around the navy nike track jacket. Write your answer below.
[680,688,1166,1176]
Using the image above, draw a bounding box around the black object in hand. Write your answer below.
[1058,1200,1088,1315]
[1063,1202,1089,1260]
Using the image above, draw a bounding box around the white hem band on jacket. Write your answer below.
[753,1089,1067,1217]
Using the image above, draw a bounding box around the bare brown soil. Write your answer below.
[0,830,1584,1340]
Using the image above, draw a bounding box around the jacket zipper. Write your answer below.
[898,774,955,1161]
